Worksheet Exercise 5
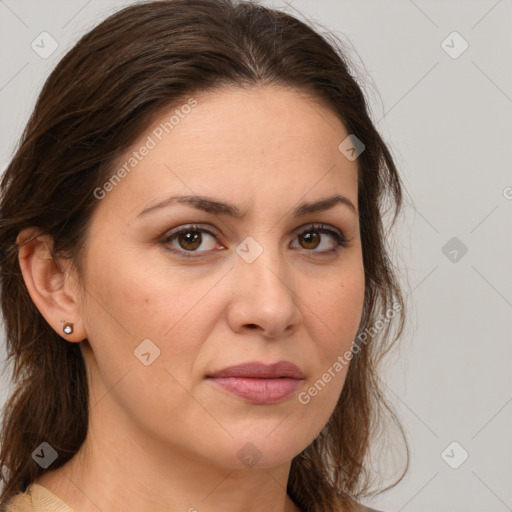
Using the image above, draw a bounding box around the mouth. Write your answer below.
[206,361,305,404]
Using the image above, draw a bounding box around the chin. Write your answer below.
[209,431,310,471]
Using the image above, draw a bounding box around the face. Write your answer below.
[76,85,365,470]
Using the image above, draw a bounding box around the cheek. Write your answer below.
[289,275,365,449]
[85,246,194,333]
[81,246,223,381]
[313,268,365,349]
[79,249,221,426]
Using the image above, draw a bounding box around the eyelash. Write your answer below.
[161,223,349,258]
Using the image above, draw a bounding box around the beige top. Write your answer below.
[4,483,383,512]
[4,484,73,512]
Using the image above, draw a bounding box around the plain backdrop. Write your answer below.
[0,1,511,510]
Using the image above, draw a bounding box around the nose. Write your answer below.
[226,241,303,339]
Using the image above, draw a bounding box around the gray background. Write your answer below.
[1,0,511,510]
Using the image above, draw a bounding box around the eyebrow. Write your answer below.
[137,193,358,218]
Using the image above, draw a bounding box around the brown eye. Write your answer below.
[162,223,347,258]
[298,231,320,250]
[163,225,220,256]
[291,224,348,254]
[176,230,202,251]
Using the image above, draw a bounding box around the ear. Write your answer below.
[16,227,87,342]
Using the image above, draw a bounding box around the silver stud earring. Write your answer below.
[63,323,74,335]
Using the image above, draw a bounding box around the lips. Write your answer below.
[207,361,305,379]
[206,361,305,404]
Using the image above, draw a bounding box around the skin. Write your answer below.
[18,85,365,512]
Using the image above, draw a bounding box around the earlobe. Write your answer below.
[16,227,87,342]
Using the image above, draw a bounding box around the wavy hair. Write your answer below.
[0,1,408,510]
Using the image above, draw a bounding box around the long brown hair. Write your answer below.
[0,1,408,510]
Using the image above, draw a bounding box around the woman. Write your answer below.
[0,1,408,511]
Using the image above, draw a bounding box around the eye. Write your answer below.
[161,223,348,258]
[162,224,222,256]
[291,223,348,253]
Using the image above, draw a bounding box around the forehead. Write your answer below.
[93,85,358,219]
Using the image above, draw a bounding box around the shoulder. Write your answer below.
[3,483,73,512]
[2,488,31,512]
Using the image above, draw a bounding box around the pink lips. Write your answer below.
[207,361,305,404]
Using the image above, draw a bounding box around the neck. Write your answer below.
[35,394,302,512]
